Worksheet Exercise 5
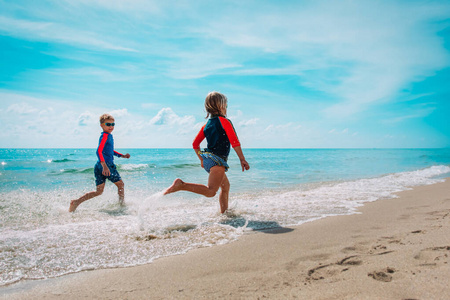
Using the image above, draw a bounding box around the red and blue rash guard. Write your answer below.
[96,132,123,163]
[192,116,241,160]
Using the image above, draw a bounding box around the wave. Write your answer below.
[1,164,448,286]
[163,163,200,169]
[52,159,76,163]
[47,164,152,175]
[52,168,94,175]
[117,164,151,171]
[240,164,450,228]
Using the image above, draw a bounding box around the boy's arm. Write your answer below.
[97,133,111,176]
[114,151,130,159]
[100,161,111,176]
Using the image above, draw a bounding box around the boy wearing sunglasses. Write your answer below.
[69,113,131,212]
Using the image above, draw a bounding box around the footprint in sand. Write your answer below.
[307,256,363,281]
[426,209,450,220]
[414,246,450,267]
[368,267,396,282]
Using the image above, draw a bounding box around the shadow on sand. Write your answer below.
[220,217,294,234]
[99,206,128,216]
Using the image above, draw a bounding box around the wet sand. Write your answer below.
[2,179,449,299]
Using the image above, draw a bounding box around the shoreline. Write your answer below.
[2,179,450,299]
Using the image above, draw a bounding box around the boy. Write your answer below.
[69,113,130,212]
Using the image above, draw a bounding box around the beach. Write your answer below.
[2,178,449,299]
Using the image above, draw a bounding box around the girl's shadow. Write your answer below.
[220,217,293,234]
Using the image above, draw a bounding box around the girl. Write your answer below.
[164,92,250,213]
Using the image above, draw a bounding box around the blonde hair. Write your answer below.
[204,91,227,118]
[99,113,114,124]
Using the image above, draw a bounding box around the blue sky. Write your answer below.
[1,0,450,148]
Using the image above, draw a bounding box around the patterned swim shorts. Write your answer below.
[94,161,122,186]
[199,152,229,173]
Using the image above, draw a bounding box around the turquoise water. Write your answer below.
[2,148,450,193]
[1,148,449,286]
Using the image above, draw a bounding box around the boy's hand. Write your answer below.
[122,153,131,159]
[102,166,111,176]
[240,159,250,172]
[101,162,111,176]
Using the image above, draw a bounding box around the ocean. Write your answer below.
[1,148,450,286]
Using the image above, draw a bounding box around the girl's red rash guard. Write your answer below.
[192,116,240,160]
[96,132,123,163]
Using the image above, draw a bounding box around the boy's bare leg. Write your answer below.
[219,174,230,213]
[69,183,105,212]
[114,180,125,205]
[164,166,225,198]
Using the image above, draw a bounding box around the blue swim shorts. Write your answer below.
[94,161,122,186]
[200,152,229,173]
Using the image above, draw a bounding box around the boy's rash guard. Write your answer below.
[96,132,123,163]
[192,116,241,160]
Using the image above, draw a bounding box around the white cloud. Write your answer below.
[141,103,159,109]
[329,128,351,135]
[265,123,302,132]
[109,108,129,117]
[199,1,450,117]
[382,105,436,124]
[0,16,136,52]
[150,107,195,127]
[6,103,39,114]
[239,118,259,127]
[77,111,96,126]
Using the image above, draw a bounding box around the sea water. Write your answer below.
[1,148,449,286]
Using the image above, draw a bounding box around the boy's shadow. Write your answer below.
[220,217,294,234]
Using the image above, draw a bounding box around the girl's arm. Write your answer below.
[193,125,206,166]
[233,146,250,171]
[218,117,249,171]
[194,148,204,168]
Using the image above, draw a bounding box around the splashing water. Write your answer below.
[1,148,449,286]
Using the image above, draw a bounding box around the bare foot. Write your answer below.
[69,200,80,212]
[164,178,184,195]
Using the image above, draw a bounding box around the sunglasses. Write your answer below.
[104,122,115,127]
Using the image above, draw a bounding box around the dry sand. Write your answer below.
[2,179,449,299]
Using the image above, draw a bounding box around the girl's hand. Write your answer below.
[122,153,131,159]
[240,159,250,172]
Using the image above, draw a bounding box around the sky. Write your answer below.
[1,0,450,149]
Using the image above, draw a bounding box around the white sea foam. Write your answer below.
[235,165,450,228]
[119,164,149,171]
[0,164,449,286]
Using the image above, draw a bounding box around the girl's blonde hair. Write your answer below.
[204,91,227,118]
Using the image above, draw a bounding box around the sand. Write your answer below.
[1,179,449,299]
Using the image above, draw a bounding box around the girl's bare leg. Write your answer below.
[219,174,230,213]
[69,183,105,212]
[164,166,226,198]
[114,180,125,205]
